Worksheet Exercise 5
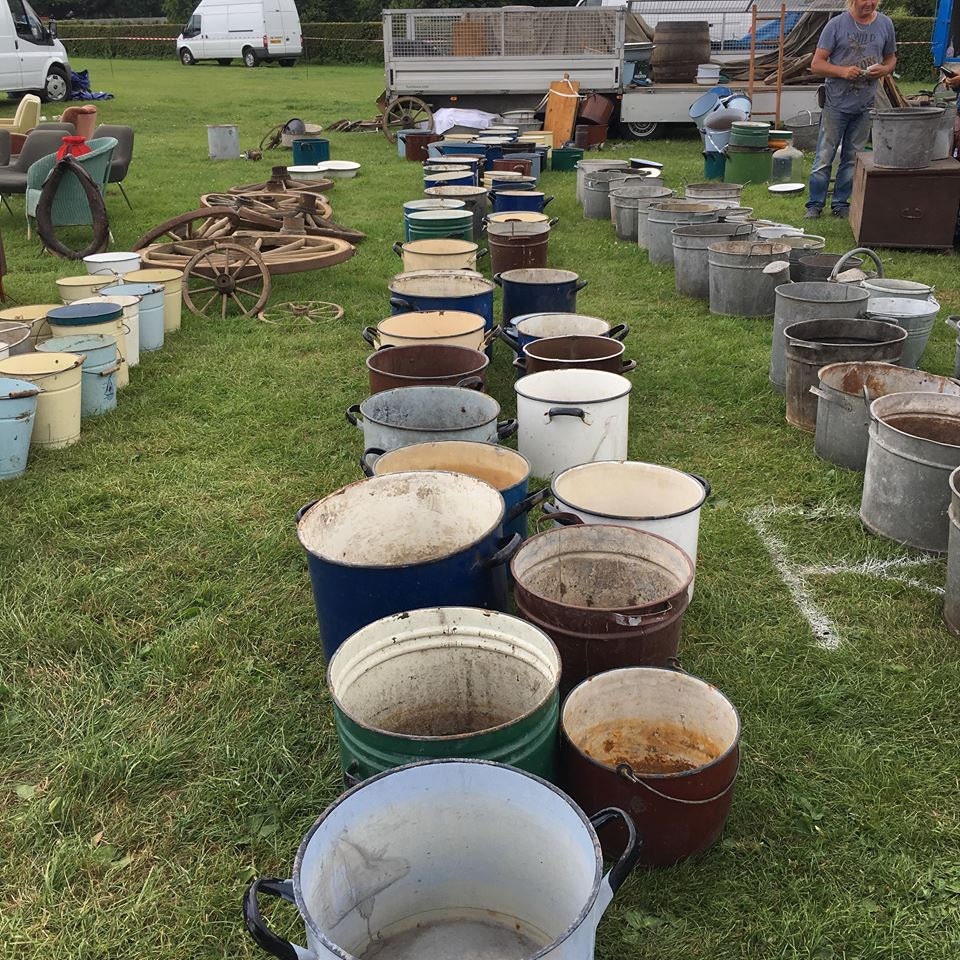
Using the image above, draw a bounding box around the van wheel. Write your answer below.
[279,59,296,67]
[41,66,69,103]
[180,48,196,66]
[242,48,259,68]
[217,58,231,66]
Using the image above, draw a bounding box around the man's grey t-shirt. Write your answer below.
[818,11,897,113]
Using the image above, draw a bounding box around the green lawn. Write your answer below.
[1,58,959,960]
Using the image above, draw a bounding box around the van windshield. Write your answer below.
[182,13,201,37]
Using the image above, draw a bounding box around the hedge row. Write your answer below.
[56,16,936,79]
[55,20,383,64]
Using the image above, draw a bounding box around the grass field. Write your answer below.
[1,58,959,960]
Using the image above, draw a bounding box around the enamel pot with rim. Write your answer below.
[296,472,518,660]
[495,269,587,325]
[517,334,635,376]
[363,310,494,353]
[244,759,641,960]
[561,666,740,867]
[387,271,495,342]
[514,369,631,479]
[501,313,629,355]
[346,385,516,454]
[360,440,544,543]
[392,238,486,272]
[366,343,489,393]
[548,460,709,595]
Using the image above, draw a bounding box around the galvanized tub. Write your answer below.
[561,666,740,866]
[297,473,515,659]
[782,234,826,279]
[683,181,744,205]
[576,158,629,206]
[672,221,754,299]
[244,760,639,960]
[862,277,934,301]
[950,316,960,379]
[346,385,515,453]
[783,318,907,432]
[769,281,870,392]
[366,343,489,393]
[945,467,960,634]
[610,183,673,242]
[511,523,693,696]
[583,170,646,220]
[865,296,940,370]
[870,107,945,170]
[813,362,960,471]
[424,184,489,240]
[860,392,960,553]
[707,241,791,318]
[647,201,721,266]
[362,440,543,543]
[328,607,561,784]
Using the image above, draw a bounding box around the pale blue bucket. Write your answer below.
[101,282,164,351]
[38,334,119,418]
[0,376,39,479]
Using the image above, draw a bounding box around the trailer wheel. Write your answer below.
[622,120,661,140]
[381,96,433,144]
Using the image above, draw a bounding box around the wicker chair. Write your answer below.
[0,130,72,215]
[24,136,117,238]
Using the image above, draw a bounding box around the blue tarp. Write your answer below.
[69,69,114,101]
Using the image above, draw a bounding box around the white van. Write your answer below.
[0,0,70,102]
[177,0,302,68]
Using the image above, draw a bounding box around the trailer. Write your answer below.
[382,4,823,140]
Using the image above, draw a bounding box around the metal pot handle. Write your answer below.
[809,385,853,412]
[829,246,883,281]
[545,406,588,422]
[498,326,521,352]
[456,375,485,391]
[95,362,122,377]
[476,247,488,261]
[496,418,518,440]
[620,359,637,373]
[483,324,502,345]
[606,323,629,341]
[610,602,674,629]
[946,315,960,332]
[504,486,549,524]
[243,877,315,960]
[492,272,503,287]
[295,501,318,523]
[481,532,522,569]
[361,326,379,348]
[542,501,585,526]
[588,808,641,895]
[359,447,386,477]
[512,356,527,373]
[389,296,414,313]
[574,279,589,293]
[615,754,741,806]
[391,241,404,257]
[688,472,711,498]
[542,195,555,208]
[547,216,559,227]
[345,404,362,427]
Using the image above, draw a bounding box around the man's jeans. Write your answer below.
[806,106,872,211]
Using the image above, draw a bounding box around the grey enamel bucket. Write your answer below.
[610,184,672,242]
[945,467,960,634]
[346,385,516,453]
[769,281,870,392]
[865,296,940,370]
[813,362,960,472]
[707,241,791,318]
[672,221,754,299]
[647,202,721,266]
[860,392,960,553]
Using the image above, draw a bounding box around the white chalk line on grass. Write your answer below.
[745,504,943,650]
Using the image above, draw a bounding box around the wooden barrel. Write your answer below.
[651,21,711,83]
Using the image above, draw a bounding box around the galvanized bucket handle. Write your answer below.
[615,754,740,805]
[829,246,884,281]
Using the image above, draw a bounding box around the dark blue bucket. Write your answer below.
[494,269,588,325]
[292,138,330,165]
[493,191,554,214]
[440,142,489,158]
[424,170,475,189]
[297,472,517,660]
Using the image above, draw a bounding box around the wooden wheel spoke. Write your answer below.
[200,290,220,315]
[188,283,218,296]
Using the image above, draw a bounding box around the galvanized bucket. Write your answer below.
[871,107,945,169]
[781,234,826,279]
[647,201,721,266]
[244,760,639,960]
[769,280,870,392]
[610,183,673,242]
[0,376,39,479]
[672,221,754,299]
[583,170,644,220]
[576,159,629,205]
[861,392,960,553]
[683,181,744,205]
[707,241,791,318]
[561,666,740,866]
[0,321,30,360]
[327,607,561,784]
[861,277,934,301]
[783,317,907,432]
[945,467,960,634]
[949,316,960,379]
[812,362,960,472]
[865,296,940,369]
[636,193,680,250]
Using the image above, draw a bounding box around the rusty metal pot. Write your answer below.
[517,335,636,376]
[487,220,551,274]
[366,343,489,393]
[561,666,740,866]
[511,523,693,696]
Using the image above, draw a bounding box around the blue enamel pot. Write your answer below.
[493,190,554,214]
[494,268,588,325]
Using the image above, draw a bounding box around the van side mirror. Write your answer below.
[47,19,57,39]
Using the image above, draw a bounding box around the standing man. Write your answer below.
[805,0,897,219]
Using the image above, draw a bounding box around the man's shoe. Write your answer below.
[804,206,822,219]
[831,207,849,218]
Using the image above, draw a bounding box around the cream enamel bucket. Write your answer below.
[124,268,184,334]
[0,351,84,449]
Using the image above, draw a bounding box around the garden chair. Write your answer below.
[93,125,133,208]
[0,130,72,216]
[24,136,117,239]
[58,105,98,140]
[0,95,41,134]
[8,123,74,159]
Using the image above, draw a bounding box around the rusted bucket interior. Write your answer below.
[819,362,960,402]
[513,526,692,609]
[563,667,739,776]
[368,343,488,380]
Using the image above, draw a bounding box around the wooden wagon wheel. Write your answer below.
[182,241,271,321]
[133,207,240,251]
[257,301,344,325]
[381,96,433,144]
